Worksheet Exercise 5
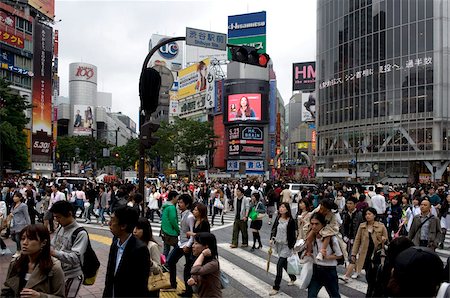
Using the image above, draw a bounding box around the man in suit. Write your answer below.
[103,205,150,297]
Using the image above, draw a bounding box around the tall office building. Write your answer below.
[316,0,449,183]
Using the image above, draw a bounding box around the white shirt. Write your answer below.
[49,191,65,210]
[371,194,386,214]
[313,236,342,267]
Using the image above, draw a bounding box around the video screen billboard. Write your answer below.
[227,93,261,122]
[301,92,316,121]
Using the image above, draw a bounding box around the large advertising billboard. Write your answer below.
[31,22,52,159]
[73,105,94,136]
[149,34,184,72]
[177,58,210,99]
[227,93,262,122]
[227,11,267,60]
[28,0,55,20]
[301,92,316,121]
[293,62,316,91]
[213,115,226,168]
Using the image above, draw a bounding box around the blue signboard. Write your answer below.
[0,50,14,65]
[228,11,266,39]
[269,80,277,134]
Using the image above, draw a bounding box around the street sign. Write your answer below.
[186,27,227,51]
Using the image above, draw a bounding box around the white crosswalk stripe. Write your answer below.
[75,208,236,235]
[219,243,356,297]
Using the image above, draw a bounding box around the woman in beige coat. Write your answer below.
[133,217,162,298]
[1,224,65,298]
[351,207,388,297]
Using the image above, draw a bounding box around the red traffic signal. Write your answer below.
[229,45,270,68]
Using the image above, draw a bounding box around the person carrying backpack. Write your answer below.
[50,200,90,298]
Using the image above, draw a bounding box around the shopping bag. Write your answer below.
[298,256,313,289]
[293,239,306,253]
[214,198,224,209]
[248,207,258,221]
[287,253,302,275]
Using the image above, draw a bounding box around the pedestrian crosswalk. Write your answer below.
[214,235,450,298]
[75,208,237,235]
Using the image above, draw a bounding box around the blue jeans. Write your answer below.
[98,207,106,224]
[167,245,193,294]
[273,256,296,291]
[308,264,341,298]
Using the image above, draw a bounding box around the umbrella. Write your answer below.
[266,243,273,272]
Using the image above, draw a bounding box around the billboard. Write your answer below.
[28,0,55,20]
[149,34,184,72]
[227,93,262,122]
[213,115,226,168]
[177,58,210,99]
[69,63,97,83]
[293,62,316,91]
[214,79,224,114]
[227,159,264,173]
[269,80,276,134]
[73,105,94,136]
[31,22,52,159]
[228,11,266,38]
[228,11,267,60]
[301,92,316,121]
[227,126,264,142]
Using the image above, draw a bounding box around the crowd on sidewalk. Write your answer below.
[0,176,450,297]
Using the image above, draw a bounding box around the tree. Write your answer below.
[56,135,110,174]
[0,78,32,172]
[166,118,216,180]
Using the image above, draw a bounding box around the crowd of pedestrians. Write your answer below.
[0,176,449,297]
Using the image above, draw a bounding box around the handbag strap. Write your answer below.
[411,215,434,240]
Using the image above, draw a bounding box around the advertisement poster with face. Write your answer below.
[73,105,94,135]
[228,93,261,122]
[302,92,316,121]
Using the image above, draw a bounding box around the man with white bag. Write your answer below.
[306,212,343,298]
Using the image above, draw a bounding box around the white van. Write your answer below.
[55,177,88,187]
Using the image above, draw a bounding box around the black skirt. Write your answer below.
[250,219,263,230]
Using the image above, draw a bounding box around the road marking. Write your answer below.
[219,243,357,297]
[219,257,292,297]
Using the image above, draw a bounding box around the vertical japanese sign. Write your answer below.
[31,22,53,159]
[205,65,215,109]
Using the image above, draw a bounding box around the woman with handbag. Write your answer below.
[249,192,265,251]
[269,202,297,296]
[133,217,163,297]
[188,232,222,298]
[307,212,343,298]
[211,188,224,226]
[351,207,388,297]
[10,192,31,257]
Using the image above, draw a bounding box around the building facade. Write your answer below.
[316,0,450,183]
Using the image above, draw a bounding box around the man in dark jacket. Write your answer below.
[340,196,363,280]
[103,206,150,297]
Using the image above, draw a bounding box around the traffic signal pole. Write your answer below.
[138,37,185,195]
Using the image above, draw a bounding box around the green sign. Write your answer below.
[227,35,266,60]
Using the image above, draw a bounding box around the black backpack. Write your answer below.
[71,227,100,285]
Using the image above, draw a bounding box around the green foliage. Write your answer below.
[56,135,110,169]
[152,118,216,178]
[111,138,140,171]
[0,78,32,171]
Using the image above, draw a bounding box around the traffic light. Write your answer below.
[140,121,160,148]
[139,68,161,114]
[229,45,270,68]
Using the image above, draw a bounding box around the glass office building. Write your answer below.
[316,0,450,183]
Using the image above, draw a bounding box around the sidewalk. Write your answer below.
[0,234,186,298]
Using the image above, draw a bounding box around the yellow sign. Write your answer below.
[177,58,210,99]
[297,142,309,149]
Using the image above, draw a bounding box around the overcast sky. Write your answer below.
[55,0,317,124]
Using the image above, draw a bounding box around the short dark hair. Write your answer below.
[237,187,245,194]
[132,193,144,204]
[363,207,378,218]
[113,206,139,233]
[49,200,74,217]
[168,190,179,201]
[347,196,358,204]
[178,194,193,209]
